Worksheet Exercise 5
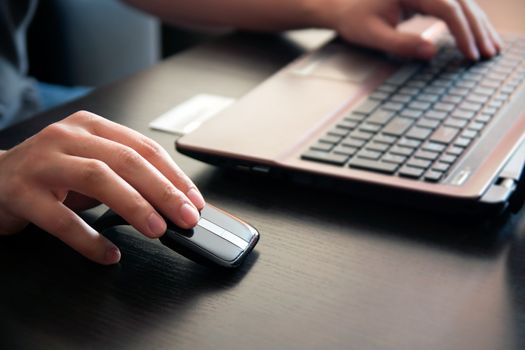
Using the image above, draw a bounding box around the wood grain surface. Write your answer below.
[1,1,525,349]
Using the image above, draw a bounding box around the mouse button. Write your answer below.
[201,206,256,242]
[163,226,243,262]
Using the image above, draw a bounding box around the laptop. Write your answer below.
[176,18,525,215]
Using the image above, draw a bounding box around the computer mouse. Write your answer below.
[94,203,260,268]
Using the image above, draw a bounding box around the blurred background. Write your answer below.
[27,0,224,88]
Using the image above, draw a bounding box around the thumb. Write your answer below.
[361,18,437,60]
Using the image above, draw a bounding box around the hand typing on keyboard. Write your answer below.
[323,0,501,60]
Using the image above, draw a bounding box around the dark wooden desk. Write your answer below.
[1,2,525,349]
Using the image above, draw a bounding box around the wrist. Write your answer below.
[301,0,347,29]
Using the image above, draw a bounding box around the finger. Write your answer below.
[484,17,504,53]
[40,154,170,237]
[403,0,479,60]
[24,191,121,265]
[458,0,495,57]
[61,134,201,229]
[63,112,205,210]
[360,17,437,59]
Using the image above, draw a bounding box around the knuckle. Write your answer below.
[161,184,181,204]
[67,111,105,130]
[138,137,164,160]
[69,110,98,123]
[125,198,150,219]
[81,160,110,185]
[116,147,142,171]
[39,122,73,141]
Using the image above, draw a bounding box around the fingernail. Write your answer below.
[180,203,200,227]
[187,188,206,209]
[470,46,480,61]
[416,42,435,60]
[147,212,167,237]
[105,246,121,264]
[486,41,496,57]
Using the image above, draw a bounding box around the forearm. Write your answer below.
[123,0,336,31]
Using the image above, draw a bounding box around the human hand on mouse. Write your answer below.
[0,111,205,265]
[316,0,502,60]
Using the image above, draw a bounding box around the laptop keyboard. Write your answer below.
[301,37,525,183]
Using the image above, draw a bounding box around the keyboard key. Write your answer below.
[349,158,399,174]
[405,126,432,140]
[414,150,440,161]
[449,87,470,96]
[441,95,462,104]
[345,113,367,122]
[407,80,427,89]
[472,86,496,96]
[400,109,424,119]
[359,123,382,133]
[444,118,468,128]
[336,119,359,130]
[417,118,440,129]
[367,109,395,125]
[311,142,333,152]
[433,162,451,172]
[302,151,348,166]
[376,83,398,93]
[382,117,413,136]
[389,145,414,157]
[466,94,489,104]
[373,134,398,145]
[451,109,475,120]
[430,126,459,144]
[365,142,390,152]
[424,170,443,182]
[353,98,381,115]
[386,63,422,85]
[454,137,472,147]
[422,142,446,153]
[407,158,432,169]
[447,146,464,156]
[425,110,448,120]
[349,130,374,141]
[480,80,500,89]
[488,100,504,109]
[369,91,390,101]
[424,86,447,95]
[399,165,425,179]
[328,127,349,137]
[461,129,478,139]
[382,153,407,164]
[382,102,405,112]
[399,87,420,96]
[467,121,484,131]
[319,135,343,144]
[356,149,382,160]
[391,94,413,104]
[417,94,440,103]
[433,102,456,112]
[459,102,483,112]
[475,114,491,123]
[440,154,457,164]
[409,101,432,111]
[397,138,421,148]
[333,145,358,156]
[342,138,366,148]
[456,80,476,89]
